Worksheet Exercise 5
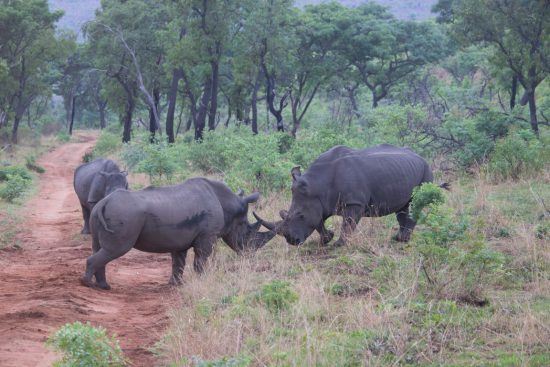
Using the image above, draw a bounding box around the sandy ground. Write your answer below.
[0,131,174,366]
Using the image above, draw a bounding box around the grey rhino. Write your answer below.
[82,178,275,290]
[255,144,447,247]
[73,158,128,234]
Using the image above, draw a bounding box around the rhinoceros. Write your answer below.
[254,144,445,247]
[74,159,128,234]
[81,178,275,289]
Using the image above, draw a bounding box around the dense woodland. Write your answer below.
[0,1,549,366]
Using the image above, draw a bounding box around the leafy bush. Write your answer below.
[0,165,32,182]
[411,183,446,222]
[46,321,126,367]
[0,174,32,202]
[0,166,33,203]
[56,130,71,142]
[93,131,120,158]
[25,155,45,174]
[257,280,298,313]
[192,355,252,367]
[412,189,504,303]
[136,141,180,184]
[487,129,547,180]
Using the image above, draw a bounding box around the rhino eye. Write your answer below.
[298,214,305,219]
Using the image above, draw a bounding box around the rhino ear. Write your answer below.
[280,210,289,220]
[237,188,245,197]
[243,192,260,204]
[291,166,301,181]
[121,171,128,177]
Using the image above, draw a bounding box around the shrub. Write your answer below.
[136,141,180,184]
[56,130,71,142]
[46,321,126,367]
[0,165,32,182]
[257,280,298,313]
[25,155,45,174]
[192,355,252,367]
[0,173,32,202]
[410,183,446,222]
[487,129,547,180]
[413,202,504,304]
[93,131,120,158]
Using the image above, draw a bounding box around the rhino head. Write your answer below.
[87,171,129,206]
[254,166,323,246]
[222,190,277,253]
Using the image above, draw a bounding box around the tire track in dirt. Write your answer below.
[0,132,174,366]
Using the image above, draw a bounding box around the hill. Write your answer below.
[49,0,437,35]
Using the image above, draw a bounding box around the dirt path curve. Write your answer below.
[0,132,174,366]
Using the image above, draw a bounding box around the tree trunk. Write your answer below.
[165,68,182,143]
[251,72,260,135]
[122,97,135,143]
[98,101,107,129]
[148,88,160,142]
[510,75,518,110]
[69,95,76,135]
[195,76,212,141]
[527,90,539,135]
[11,115,21,144]
[208,61,219,131]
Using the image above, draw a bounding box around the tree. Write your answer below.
[85,0,168,142]
[0,0,65,143]
[435,0,549,134]
[337,3,450,108]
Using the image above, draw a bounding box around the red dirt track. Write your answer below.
[0,132,173,366]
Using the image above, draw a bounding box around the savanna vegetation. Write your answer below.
[1,0,549,366]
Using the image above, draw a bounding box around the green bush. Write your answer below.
[0,172,32,202]
[136,141,180,185]
[192,355,252,367]
[411,183,446,222]
[413,194,504,303]
[257,280,298,313]
[25,155,45,174]
[0,165,32,182]
[56,130,71,142]
[93,131,120,158]
[46,321,126,367]
[488,129,547,180]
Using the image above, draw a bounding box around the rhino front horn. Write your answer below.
[253,212,279,232]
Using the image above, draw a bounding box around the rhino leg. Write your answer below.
[80,204,91,234]
[317,222,334,246]
[169,250,188,285]
[193,235,215,274]
[394,204,416,242]
[90,236,109,289]
[81,249,117,290]
[334,205,363,247]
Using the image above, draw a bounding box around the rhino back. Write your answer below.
[97,180,225,253]
[307,145,431,215]
[74,159,109,205]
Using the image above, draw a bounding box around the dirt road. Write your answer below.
[0,132,173,366]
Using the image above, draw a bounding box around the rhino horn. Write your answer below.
[251,230,276,249]
[253,211,282,233]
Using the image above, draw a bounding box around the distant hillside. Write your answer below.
[49,0,100,35]
[49,0,436,35]
[296,0,437,19]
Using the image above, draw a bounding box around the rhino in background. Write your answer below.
[82,178,275,290]
[74,158,128,234]
[255,144,446,247]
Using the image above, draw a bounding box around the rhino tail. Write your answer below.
[97,202,114,233]
[439,182,451,191]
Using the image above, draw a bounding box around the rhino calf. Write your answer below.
[74,159,129,234]
[82,178,275,289]
[255,144,446,247]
